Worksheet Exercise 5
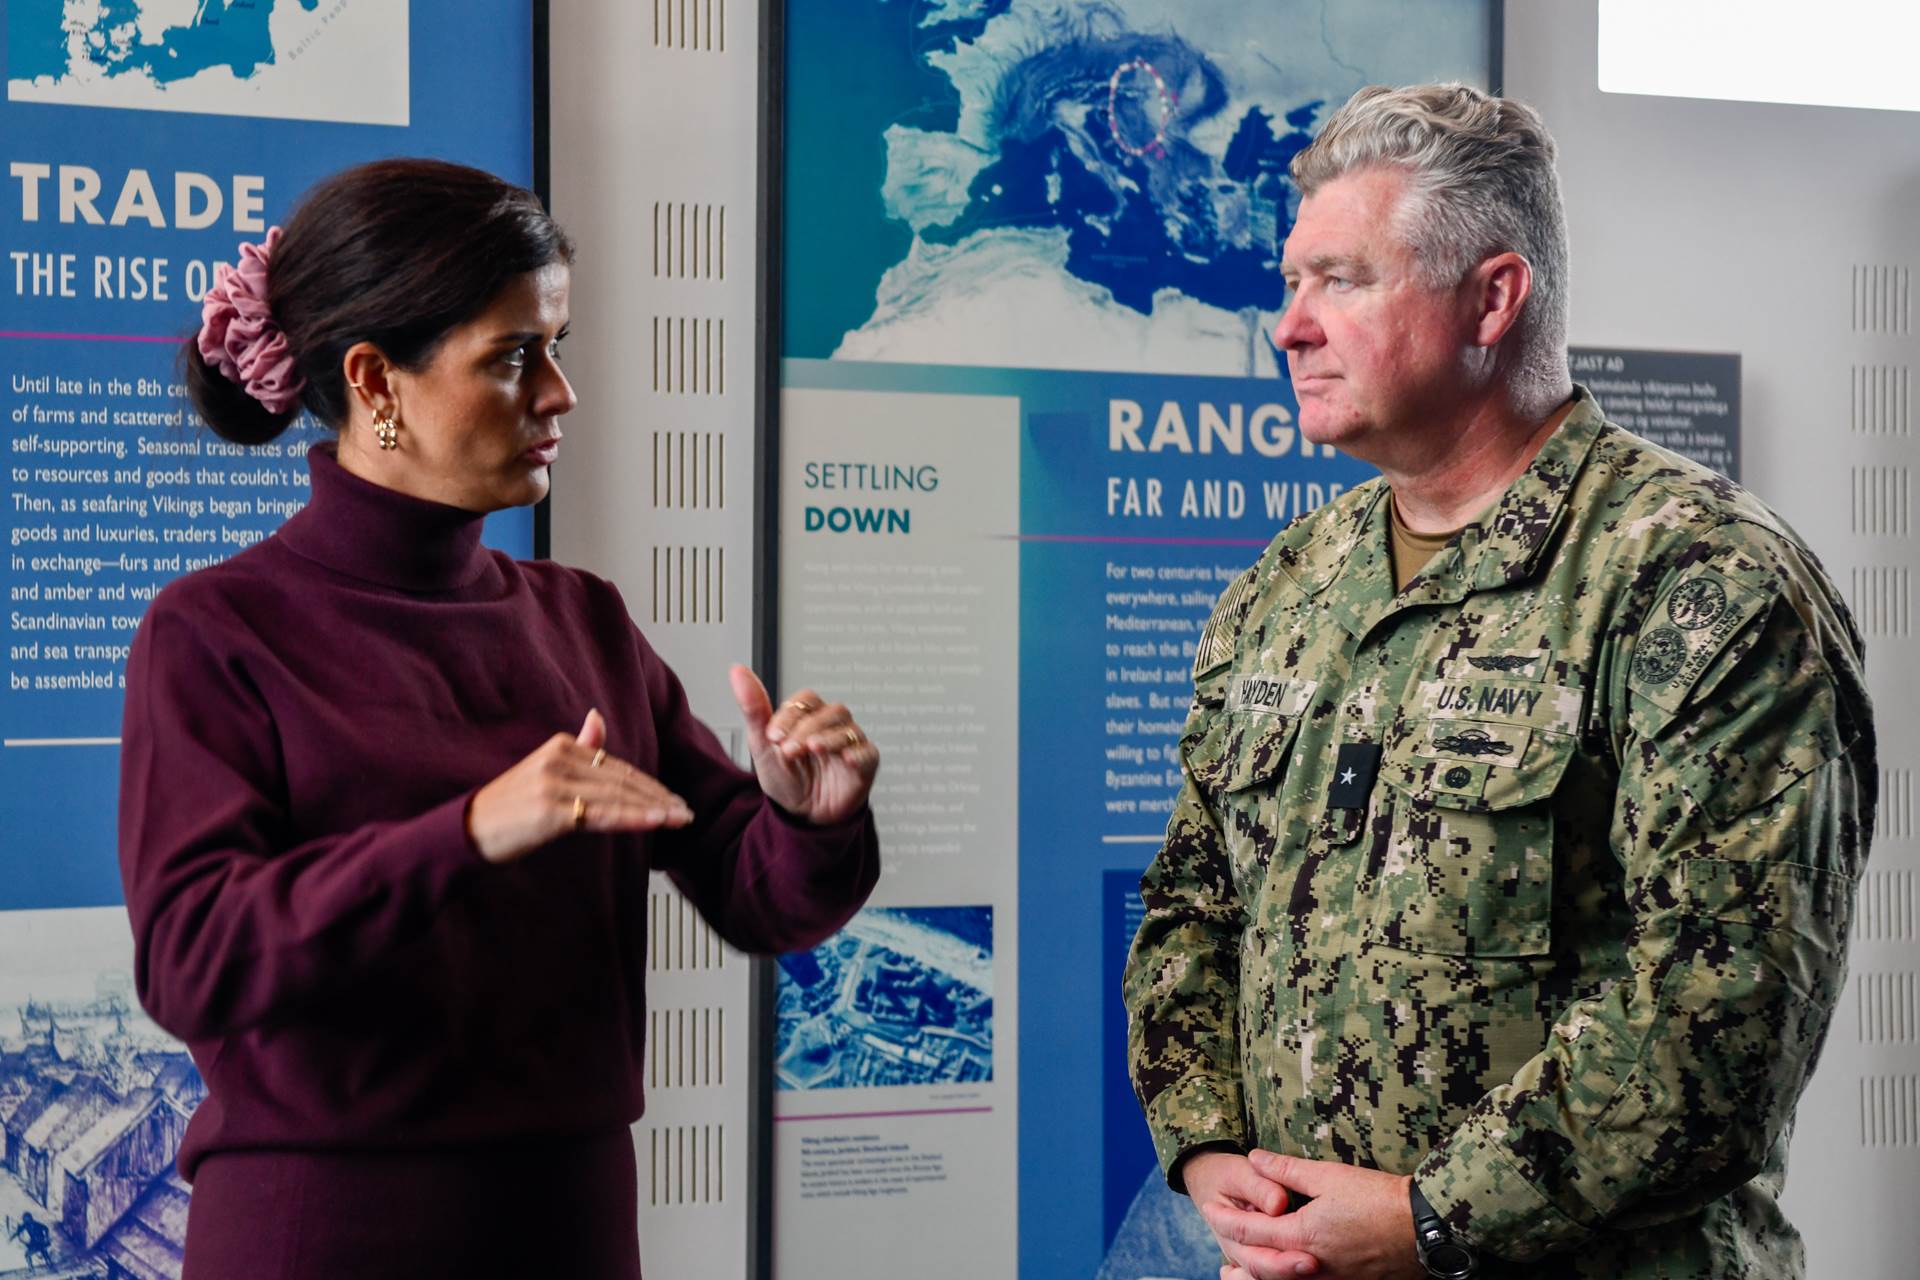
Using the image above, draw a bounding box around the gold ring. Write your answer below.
[843,727,861,748]
[571,795,587,829]
[784,697,817,714]
[590,748,607,768]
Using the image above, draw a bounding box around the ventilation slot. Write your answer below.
[1857,870,1916,942]
[653,0,725,52]
[1862,1076,1920,1147]
[653,203,726,280]
[652,432,726,509]
[1859,973,1920,1043]
[1853,365,1912,435]
[1851,467,1911,536]
[649,1006,726,1089]
[1883,768,1914,842]
[651,545,725,624]
[1854,264,1912,334]
[1849,565,1912,636]
[647,1124,724,1205]
[649,889,727,971]
[651,317,726,395]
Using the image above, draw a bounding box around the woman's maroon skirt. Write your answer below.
[182,1127,642,1279]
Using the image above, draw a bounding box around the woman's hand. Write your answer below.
[730,665,880,825]
[466,709,693,864]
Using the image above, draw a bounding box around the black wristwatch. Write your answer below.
[1409,1179,1477,1279]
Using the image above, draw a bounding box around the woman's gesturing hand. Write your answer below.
[466,709,693,864]
[730,665,880,825]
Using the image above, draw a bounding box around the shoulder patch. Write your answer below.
[1628,566,1771,715]
[1193,566,1258,680]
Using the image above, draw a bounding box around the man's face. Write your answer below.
[1274,167,1470,457]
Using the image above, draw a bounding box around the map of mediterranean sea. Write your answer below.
[784,0,1491,376]
[8,0,410,125]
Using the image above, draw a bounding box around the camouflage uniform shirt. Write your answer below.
[1123,390,1875,1277]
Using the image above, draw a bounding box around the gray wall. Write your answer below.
[1507,4,1919,1275]
[550,0,766,1274]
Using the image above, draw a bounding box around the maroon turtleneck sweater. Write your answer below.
[118,445,876,1266]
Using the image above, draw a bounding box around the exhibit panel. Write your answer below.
[771,4,1495,1276]
[0,6,541,1274]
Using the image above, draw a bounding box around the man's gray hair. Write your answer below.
[1291,83,1570,410]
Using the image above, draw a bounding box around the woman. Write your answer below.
[118,159,880,1278]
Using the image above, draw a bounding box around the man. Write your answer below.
[9,1212,54,1269]
[1123,83,1874,1280]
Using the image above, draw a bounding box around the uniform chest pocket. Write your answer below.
[1369,718,1576,958]
[1187,712,1304,893]
[1188,707,1305,794]
[1224,714,1302,793]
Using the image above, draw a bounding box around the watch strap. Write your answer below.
[1409,1178,1444,1230]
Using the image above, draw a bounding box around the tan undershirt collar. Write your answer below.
[1385,398,1580,592]
[1388,491,1467,593]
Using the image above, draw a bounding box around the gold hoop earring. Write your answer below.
[373,411,400,451]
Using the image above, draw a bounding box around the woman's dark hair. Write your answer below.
[183,158,574,445]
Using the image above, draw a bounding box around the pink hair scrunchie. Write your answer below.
[197,226,306,416]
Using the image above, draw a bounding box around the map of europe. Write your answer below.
[7,0,408,125]
[10,0,320,91]
[785,0,1488,376]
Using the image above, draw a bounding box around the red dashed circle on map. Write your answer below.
[1107,58,1176,159]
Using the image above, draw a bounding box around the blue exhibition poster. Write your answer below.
[773,4,1494,1278]
[1,5,536,1272]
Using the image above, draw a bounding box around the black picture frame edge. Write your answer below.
[532,0,553,560]
[749,0,787,1276]
[1491,0,1507,96]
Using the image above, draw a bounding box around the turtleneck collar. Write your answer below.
[276,443,492,592]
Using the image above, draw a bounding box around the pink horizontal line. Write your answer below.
[1,330,179,344]
[774,1106,993,1122]
[1002,534,1268,546]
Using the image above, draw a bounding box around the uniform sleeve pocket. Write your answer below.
[1370,724,1578,958]
[1683,857,1853,954]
